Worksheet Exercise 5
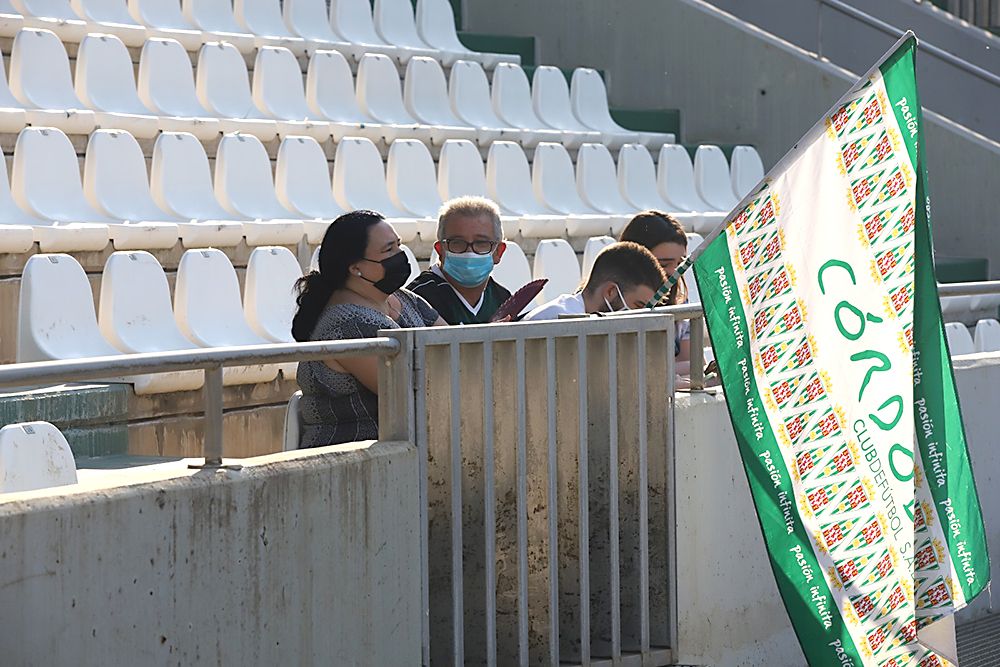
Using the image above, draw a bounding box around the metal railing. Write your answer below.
[0,339,402,468]
[379,312,679,666]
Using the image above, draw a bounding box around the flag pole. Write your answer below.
[645,30,918,308]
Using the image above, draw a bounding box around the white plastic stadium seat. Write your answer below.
[11,0,87,41]
[437,139,522,238]
[945,322,974,356]
[658,144,727,235]
[12,127,178,250]
[730,145,765,200]
[74,34,160,138]
[137,38,222,140]
[304,49,386,143]
[374,0,454,64]
[83,130,190,248]
[150,131,250,247]
[403,56,484,145]
[486,140,565,238]
[0,141,104,252]
[244,246,302,343]
[233,0,307,56]
[9,28,97,134]
[386,138,443,241]
[581,235,615,278]
[449,60,526,145]
[491,240,531,295]
[275,135,343,243]
[693,145,739,213]
[974,318,1000,353]
[99,251,204,393]
[127,0,204,50]
[282,0,365,62]
[214,133,307,246]
[401,244,420,284]
[331,136,421,242]
[0,422,77,493]
[194,41,280,141]
[283,391,302,451]
[532,66,604,149]
[970,289,1000,314]
[0,50,28,133]
[174,248,280,385]
[532,238,581,304]
[616,144,700,232]
[568,68,639,150]
[356,53,438,145]
[181,0,255,53]
[70,0,147,46]
[532,142,621,237]
[686,232,704,304]
[251,46,333,140]
[332,0,430,64]
[490,63,564,149]
[415,0,518,70]
[18,254,121,363]
[570,67,673,150]
[576,143,638,222]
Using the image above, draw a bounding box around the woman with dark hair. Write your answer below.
[619,210,691,364]
[294,210,444,448]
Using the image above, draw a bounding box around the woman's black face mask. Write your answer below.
[360,251,410,295]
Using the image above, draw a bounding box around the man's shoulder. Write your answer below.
[407,269,447,293]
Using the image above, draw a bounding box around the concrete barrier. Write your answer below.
[0,440,421,666]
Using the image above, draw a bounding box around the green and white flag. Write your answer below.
[691,33,990,665]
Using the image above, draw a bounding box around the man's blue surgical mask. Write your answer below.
[444,251,495,288]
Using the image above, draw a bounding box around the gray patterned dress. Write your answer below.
[297,289,438,448]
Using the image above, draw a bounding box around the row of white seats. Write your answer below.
[946,319,1000,355]
[0,123,759,253]
[0,28,654,152]
[0,0,514,68]
[941,291,1000,316]
[18,247,308,392]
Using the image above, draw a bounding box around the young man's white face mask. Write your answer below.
[603,284,629,313]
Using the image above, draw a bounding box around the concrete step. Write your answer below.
[957,612,1000,666]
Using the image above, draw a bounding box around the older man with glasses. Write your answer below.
[407,196,512,325]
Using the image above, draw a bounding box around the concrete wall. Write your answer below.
[0,441,422,667]
[463,0,1000,276]
[672,352,1000,665]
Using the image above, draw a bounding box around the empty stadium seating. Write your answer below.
[730,145,765,200]
[274,135,342,242]
[974,318,1000,353]
[533,141,622,237]
[581,235,615,277]
[945,322,975,356]
[492,241,532,294]
[616,143,700,233]
[75,33,160,138]
[658,144,728,234]
[487,140,565,238]
[404,56,482,145]
[244,246,302,379]
[533,238,581,304]
[0,421,77,493]
[693,145,738,213]
[491,63,565,147]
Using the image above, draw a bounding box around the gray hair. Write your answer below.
[436,196,503,242]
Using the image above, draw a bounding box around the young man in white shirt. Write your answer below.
[524,242,666,321]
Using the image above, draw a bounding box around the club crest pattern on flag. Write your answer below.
[692,34,989,666]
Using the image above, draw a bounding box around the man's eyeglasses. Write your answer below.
[442,238,500,255]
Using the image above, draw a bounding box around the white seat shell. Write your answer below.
[570,67,673,150]
[233,0,307,55]
[275,135,343,243]
[415,0,518,70]
[332,0,429,64]
[128,0,204,50]
[181,0,255,52]
[9,28,96,134]
[137,38,222,140]
[99,250,204,392]
[532,142,620,237]
[576,143,638,223]
[195,41,280,141]
[70,0,147,46]
[331,136,421,242]
[491,240,531,295]
[449,59,526,146]
[283,0,364,61]
[974,318,1000,353]
[945,322,974,356]
[403,56,482,145]
[174,248,280,385]
[244,245,302,344]
[0,50,28,133]
[531,65,603,149]
[356,53,436,145]
[305,49,386,143]
[0,422,77,493]
[74,33,159,138]
[486,140,565,238]
[693,145,739,212]
[581,235,615,279]
[386,138,444,241]
[12,0,87,41]
[616,143,700,232]
[490,63,565,149]
[437,138,521,238]
[532,238,581,305]
[251,45,333,140]
[730,145,765,200]
[658,144,727,235]
[214,133,307,246]
[374,0,454,64]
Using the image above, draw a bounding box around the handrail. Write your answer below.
[0,338,400,468]
[818,0,1000,88]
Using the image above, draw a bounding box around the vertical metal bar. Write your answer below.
[515,339,529,666]
[608,334,621,659]
[637,331,650,654]
[414,343,431,667]
[545,337,560,666]
[690,316,705,391]
[483,341,497,667]
[449,342,465,666]
[665,320,680,656]
[202,364,224,466]
[577,334,590,663]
